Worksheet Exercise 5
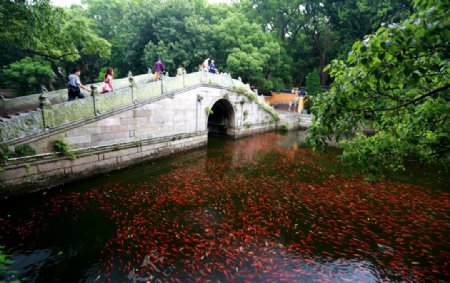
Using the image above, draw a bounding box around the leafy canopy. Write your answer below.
[0,0,110,62]
[307,0,450,175]
[305,69,322,96]
[0,56,54,94]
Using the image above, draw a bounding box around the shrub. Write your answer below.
[54,137,76,160]
[14,144,36,157]
[280,124,289,132]
[205,106,214,115]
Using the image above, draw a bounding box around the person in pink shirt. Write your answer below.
[101,67,114,93]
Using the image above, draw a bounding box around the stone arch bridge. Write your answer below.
[0,72,295,195]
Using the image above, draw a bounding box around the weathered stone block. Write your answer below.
[141,141,169,152]
[66,135,92,145]
[92,132,130,143]
[2,168,27,180]
[101,117,121,126]
[72,154,99,166]
[102,147,138,160]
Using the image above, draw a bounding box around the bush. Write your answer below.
[280,124,289,132]
[14,144,36,157]
[0,144,11,161]
[54,137,76,160]
[305,68,322,96]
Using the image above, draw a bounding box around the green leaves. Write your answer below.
[305,69,322,95]
[0,56,54,95]
[307,0,450,175]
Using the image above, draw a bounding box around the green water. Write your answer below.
[0,132,448,282]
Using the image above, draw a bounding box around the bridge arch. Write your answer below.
[207,99,235,137]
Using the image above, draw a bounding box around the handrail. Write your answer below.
[0,73,152,115]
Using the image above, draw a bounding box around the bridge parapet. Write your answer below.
[0,72,258,144]
[0,74,153,116]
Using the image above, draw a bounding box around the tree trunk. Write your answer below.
[319,51,328,85]
[50,61,66,87]
[47,77,55,91]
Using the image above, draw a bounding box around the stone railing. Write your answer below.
[0,72,262,144]
[0,73,153,116]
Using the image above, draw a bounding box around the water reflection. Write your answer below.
[0,132,449,282]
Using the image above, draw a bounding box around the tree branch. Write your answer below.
[372,84,450,112]
[22,48,78,61]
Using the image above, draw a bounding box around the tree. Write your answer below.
[212,12,292,92]
[82,0,129,42]
[307,0,450,175]
[143,0,213,75]
[305,68,322,96]
[242,0,305,41]
[304,68,322,113]
[0,0,110,87]
[0,56,55,95]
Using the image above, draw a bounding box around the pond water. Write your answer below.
[0,132,449,283]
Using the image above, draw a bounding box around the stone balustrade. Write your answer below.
[0,72,258,144]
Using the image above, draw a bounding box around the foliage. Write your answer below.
[96,67,110,83]
[302,97,310,112]
[14,144,36,157]
[0,0,110,91]
[243,0,413,86]
[305,69,322,96]
[143,1,213,76]
[280,124,289,132]
[0,0,415,96]
[215,12,292,92]
[54,137,76,160]
[0,144,11,162]
[0,246,18,283]
[205,106,214,115]
[304,68,322,113]
[0,57,54,95]
[307,0,450,175]
[231,86,279,121]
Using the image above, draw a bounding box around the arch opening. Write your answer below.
[207,99,235,137]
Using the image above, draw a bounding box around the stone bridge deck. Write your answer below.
[0,72,273,143]
[0,72,311,195]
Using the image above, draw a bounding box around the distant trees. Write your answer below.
[0,0,415,95]
[305,69,322,97]
[243,0,413,86]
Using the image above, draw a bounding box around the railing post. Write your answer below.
[161,72,167,95]
[201,70,205,84]
[128,71,137,103]
[91,85,99,115]
[39,87,51,128]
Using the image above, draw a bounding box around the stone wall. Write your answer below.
[1,132,207,196]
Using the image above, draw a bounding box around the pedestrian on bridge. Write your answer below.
[67,68,91,101]
[201,58,210,71]
[101,67,114,93]
[154,58,164,80]
[209,59,216,74]
[176,64,186,76]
